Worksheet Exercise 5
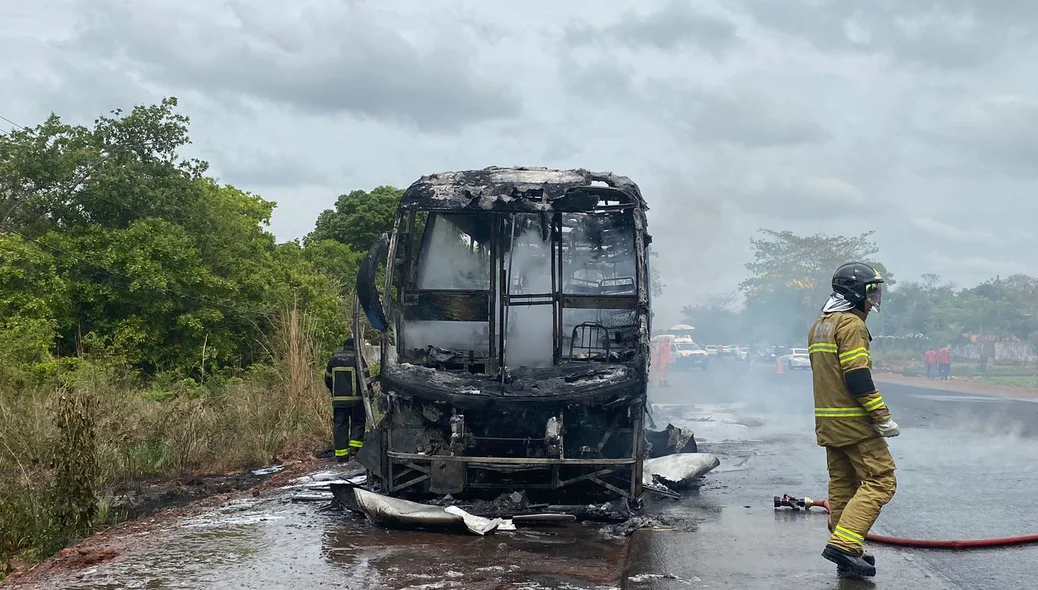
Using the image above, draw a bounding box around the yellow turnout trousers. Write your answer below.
[825,436,897,554]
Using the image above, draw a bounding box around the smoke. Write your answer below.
[503,227,554,368]
[407,214,491,354]
[403,211,643,368]
[403,321,490,355]
[416,215,489,290]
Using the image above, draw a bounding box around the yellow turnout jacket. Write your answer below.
[808,309,892,447]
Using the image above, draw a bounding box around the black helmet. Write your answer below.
[832,262,884,308]
[344,337,355,348]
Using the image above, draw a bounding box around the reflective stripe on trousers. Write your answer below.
[833,525,865,547]
[815,407,869,418]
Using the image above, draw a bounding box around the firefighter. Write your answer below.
[653,337,672,387]
[808,262,899,579]
[324,338,369,462]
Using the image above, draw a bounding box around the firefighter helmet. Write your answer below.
[832,262,884,309]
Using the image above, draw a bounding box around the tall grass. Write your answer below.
[0,305,333,575]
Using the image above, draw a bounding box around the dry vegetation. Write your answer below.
[0,306,332,574]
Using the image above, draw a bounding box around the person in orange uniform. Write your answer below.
[808,262,899,579]
[924,348,938,380]
[937,346,951,380]
[652,337,673,387]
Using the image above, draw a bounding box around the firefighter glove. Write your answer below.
[874,419,899,437]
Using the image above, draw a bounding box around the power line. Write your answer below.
[0,114,24,130]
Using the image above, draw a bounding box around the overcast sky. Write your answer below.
[4,0,1038,326]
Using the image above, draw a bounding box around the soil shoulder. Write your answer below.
[874,372,1038,399]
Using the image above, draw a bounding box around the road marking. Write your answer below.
[909,394,1002,403]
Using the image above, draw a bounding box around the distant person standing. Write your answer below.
[652,338,673,387]
[924,348,938,380]
[937,346,951,380]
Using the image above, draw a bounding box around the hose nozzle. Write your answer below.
[774,493,829,512]
[773,494,806,509]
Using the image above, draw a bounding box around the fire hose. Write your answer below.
[774,494,1038,549]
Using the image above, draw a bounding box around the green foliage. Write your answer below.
[0,234,68,386]
[306,186,403,252]
[738,229,891,344]
[0,98,353,379]
[0,97,410,571]
[302,239,364,290]
[871,274,1038,347]
[691,229,1038,352]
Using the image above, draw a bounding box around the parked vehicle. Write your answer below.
[674,341,709,370]
[778,347,811,370]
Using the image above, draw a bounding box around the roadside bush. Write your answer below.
[0,307,333,575]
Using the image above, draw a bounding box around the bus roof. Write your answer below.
[399,166,648,213]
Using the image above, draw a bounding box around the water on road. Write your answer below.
[12,362,1038,589]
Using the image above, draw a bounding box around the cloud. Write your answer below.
[209,148,335,189]
[910,217,995,244]
[61,0,522,132]
[909,95,1038,179]
[556,62,833,149]
[5,0,1038,327]
[564,0,742,57]
[924,252,1029,277]
[656,83,833,147]
[737,0,1033,69]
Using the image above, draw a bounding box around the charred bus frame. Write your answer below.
[354,167,652,502]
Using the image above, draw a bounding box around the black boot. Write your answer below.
[822,545,876,578]
[837,552,875,579]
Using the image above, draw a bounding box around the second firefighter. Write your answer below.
[324,338,369,462]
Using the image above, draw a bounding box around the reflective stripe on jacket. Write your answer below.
[325,348,370,406]
[808,309,892,447]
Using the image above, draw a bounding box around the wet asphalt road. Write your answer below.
[632,361,1038,589]
[19,362,1038,589]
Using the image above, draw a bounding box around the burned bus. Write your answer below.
[353,167,653,503]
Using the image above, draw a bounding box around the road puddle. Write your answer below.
[38,494,628,590]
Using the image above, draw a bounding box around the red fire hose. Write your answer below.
[774,495,1038,549]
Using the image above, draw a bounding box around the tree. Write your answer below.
[0,98,346,376]
[306,186,403,252]
[0,233,69,384]
[739,229,892,344]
